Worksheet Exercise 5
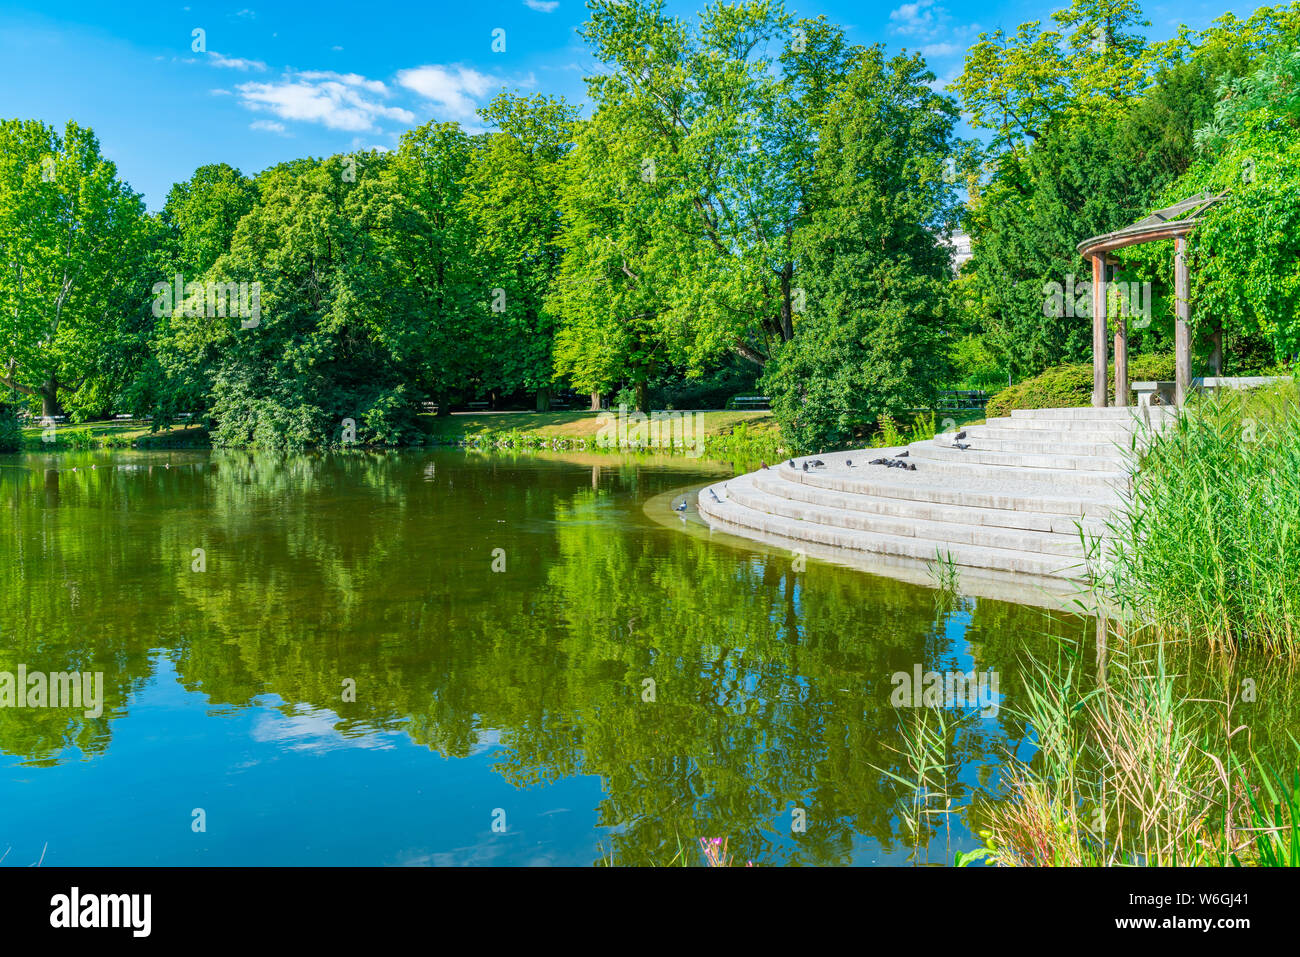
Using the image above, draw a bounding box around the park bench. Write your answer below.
[1131,381,1176,407]
[1133,376,1288,406]
[731,395,770,410]
[936,389,991,412]
[466,400,490,411]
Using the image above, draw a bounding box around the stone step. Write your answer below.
[698,483,1089,579]
[752,472,1110,536]
[938,430,1138,458]
[977,416,1160,436]
[768,460,1119,518]
[1009,406,1178,422]
[737,477,1089,554]
[909,441,1131,476]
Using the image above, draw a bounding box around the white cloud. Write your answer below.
[250,119,288,134]
[395,64,498,122]
[524,0,559,11]
[889,1,981,46]
[208,49,267,71]
[237,71,415,132]
[297,70,389,95]
[919,42,959,57]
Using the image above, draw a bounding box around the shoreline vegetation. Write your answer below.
[1,405,986,468]
[1095,381,1300,656]
[957,634,1300,867]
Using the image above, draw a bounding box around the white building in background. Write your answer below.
[943,231,972,272]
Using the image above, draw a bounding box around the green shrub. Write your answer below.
[0,403,19,453]
[985,354,1176,417]
[61,428,97,450]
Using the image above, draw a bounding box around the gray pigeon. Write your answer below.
[709,488,721,503]
[674,499,687,512]
[802,462,809,471]
[955,431,967,440]
[896,450,909,458]
[788,459,796,468]
[844,459,852,468]
[955,442,970,451]
[810,459,825,467]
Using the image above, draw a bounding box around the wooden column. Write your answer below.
[1092,253,1108,408]
[1111,259,1128,406]
[1174,237,1191,406]
[1210,322,1223,377]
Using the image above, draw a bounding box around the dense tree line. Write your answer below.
[1,0,1297,452]
[954,0,1300,383]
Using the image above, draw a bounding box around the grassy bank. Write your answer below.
[14,420,210,451]
[421,408,786,464]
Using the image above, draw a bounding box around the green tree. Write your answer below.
[1168,42,1300,363]
[179,154,418,448]
[575,0,863,375]
[374,123,485,415]
[0,120,153,417]
[955,2,1277,379]
[762,49,958,452]
[462,93,578,410]
[549,109,667,413]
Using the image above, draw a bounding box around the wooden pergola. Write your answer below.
[1076,191,1225,407]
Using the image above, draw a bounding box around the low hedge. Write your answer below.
[985,355,1177,418]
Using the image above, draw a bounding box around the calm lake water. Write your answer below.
[0,447,1240,866]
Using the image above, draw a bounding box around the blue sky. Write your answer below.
[0,0,1261,208]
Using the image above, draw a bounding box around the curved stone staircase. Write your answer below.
[697,406,1178,581]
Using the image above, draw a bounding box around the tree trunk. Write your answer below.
[590,390,601,412]
[536,386,551,412]
[40,377,61,418]
[635,381,649,414]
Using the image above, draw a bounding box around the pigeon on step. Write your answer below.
[788,459,796,468]
[802,462,809,471]
[844,459,852,468]
[896,450,909,458]
[954,442,970,450]
[955,431,967,440]
[869,457,888,466]
[760,461,769,469]
[709,488,722,503]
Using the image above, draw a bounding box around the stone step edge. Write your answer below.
[729,481,1086,558]
[751,472,1110,536]
[698,493,1089,580]
[770,465,1121,515]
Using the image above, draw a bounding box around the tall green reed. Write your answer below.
[1097,383,1300,654]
